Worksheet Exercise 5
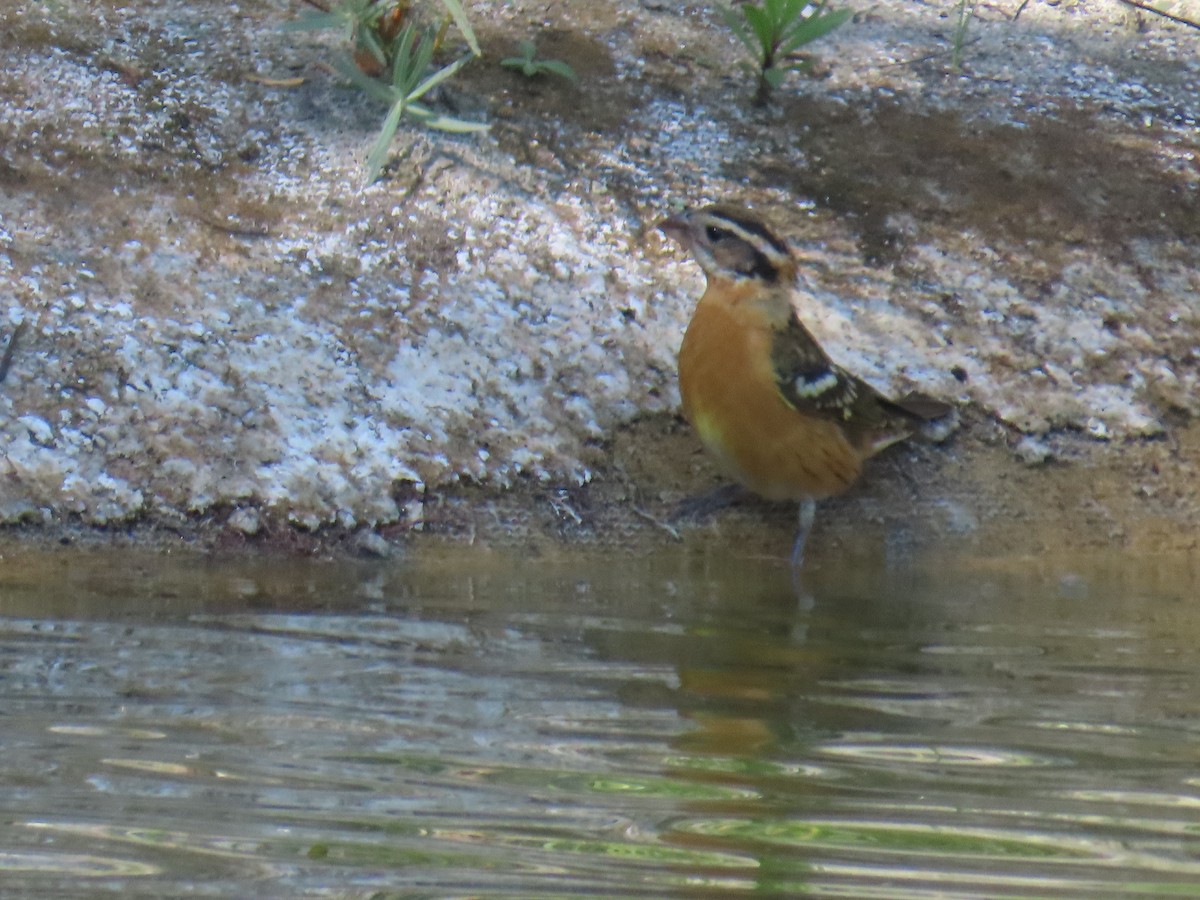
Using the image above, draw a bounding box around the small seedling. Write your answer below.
[500,40,578,82]
[950,0,976,72]
[285,1,484,182]
[283,0,398,73]
[725,0,852,106]
[285,0,479,71]
[334,22,487,182]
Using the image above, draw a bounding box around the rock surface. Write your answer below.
[1,0,1197,557]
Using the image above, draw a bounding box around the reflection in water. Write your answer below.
[0,548,1199,896]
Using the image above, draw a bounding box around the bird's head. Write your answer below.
[659,204,797,286]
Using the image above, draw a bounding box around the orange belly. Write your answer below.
[678,300,861,501]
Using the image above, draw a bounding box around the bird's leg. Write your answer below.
[790,497,817,569]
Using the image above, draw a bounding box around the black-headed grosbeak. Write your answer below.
[660,203,952,567]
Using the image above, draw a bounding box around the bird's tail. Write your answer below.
[863,392,957,456]
[887,392,954,423]
[884,392,957,447]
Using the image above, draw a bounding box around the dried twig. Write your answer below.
[1116,0,1200,30]
[245,73,306,88]
[0,321,27,384]
[194,212,272,238]
[632,507,681,541]
[877,37,982,70]
[549,492,583,526]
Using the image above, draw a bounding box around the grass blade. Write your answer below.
[332,54,396,104]
[781,0,809,24]
[365,96,408,181]
[763,65,787,88]
[723,7,761,55]
[280,11,345,32]
[411,28,436,85]
[407,51,475,102]
[536,59,577,81]
[359,28,387,67]
[439,0,480,56]
[407,103,489,132]
[391,22,418,87]
[742,6,775,51]
[779,6,851,54]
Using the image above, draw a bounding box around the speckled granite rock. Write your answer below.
[0,0,1196,547]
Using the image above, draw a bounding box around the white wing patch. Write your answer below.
[793,371,840,398]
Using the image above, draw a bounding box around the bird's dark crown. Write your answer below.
[661,204,796,285]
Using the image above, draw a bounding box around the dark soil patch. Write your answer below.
[729,97,1200,265]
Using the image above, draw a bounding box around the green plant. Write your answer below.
[285,0,479,67]
[725,0,852,107]
[500,40,578,82]
[950,0,976,72]
[284,1,485,183]
[334,22,487,181]
[284,0,396,72]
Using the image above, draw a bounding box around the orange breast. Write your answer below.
[678,295,861,501]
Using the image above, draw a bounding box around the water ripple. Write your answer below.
[3,549,1200,896]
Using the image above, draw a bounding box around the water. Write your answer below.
[2,546,1200,898]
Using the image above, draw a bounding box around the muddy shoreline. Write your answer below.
[3,413,1197,565]
[1,0,1197,558]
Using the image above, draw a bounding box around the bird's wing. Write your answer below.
[769,309,955,454]
[768,312,930,458]
[769,314,879,423]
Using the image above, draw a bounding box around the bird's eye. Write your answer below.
[705,225,729,242]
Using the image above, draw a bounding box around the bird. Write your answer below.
[659,203,952,568]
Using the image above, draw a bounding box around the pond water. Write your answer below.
[2,545,1200,898]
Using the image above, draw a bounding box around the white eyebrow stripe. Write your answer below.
[705,216,793,268]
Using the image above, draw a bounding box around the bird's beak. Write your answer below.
[657,211,690,246]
